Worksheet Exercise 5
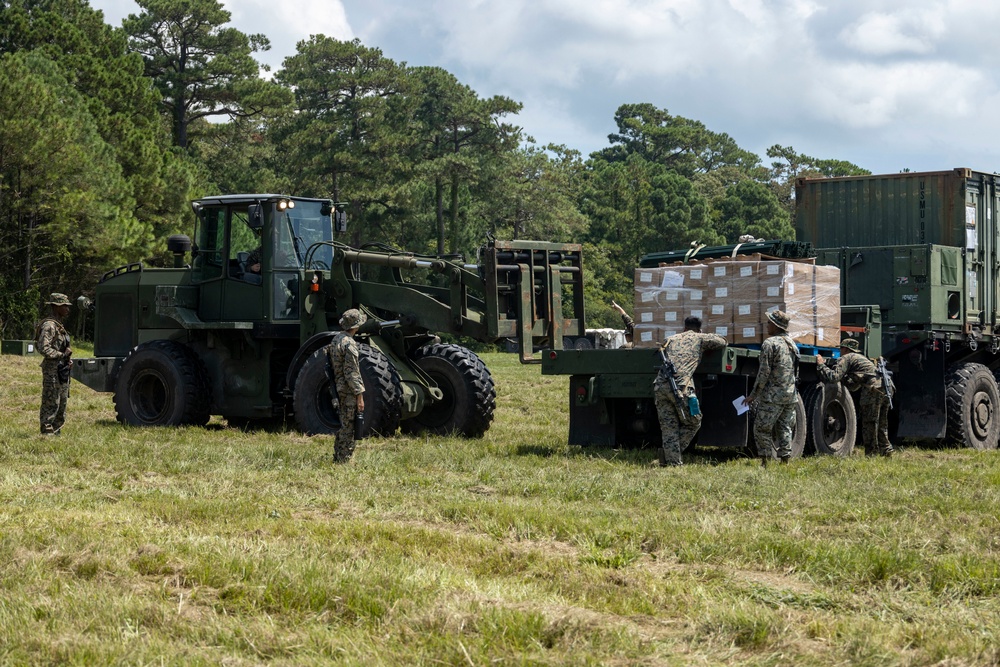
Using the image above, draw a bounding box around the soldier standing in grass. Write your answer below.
[654,316,727,466]
[744,310,797,466]
[328,309,366,463]
[816,337,894,457]
[37,293,73,435]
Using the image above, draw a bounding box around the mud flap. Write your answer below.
[697,374,751,449]
[895,348,946,439]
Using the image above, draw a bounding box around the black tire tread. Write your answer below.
[945,362,1000,449]
[404,343,496,437]
[114,340,211,426]
[801,381,857,457]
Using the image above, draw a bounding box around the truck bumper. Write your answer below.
[71,357,123,393]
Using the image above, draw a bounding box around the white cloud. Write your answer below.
[839,10,944,56]
[86,0,1000,173]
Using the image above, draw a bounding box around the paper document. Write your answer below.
[733,396,749,416]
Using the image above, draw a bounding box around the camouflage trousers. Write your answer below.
[754,401,795,459]
[654,384,701,465]
[335,392,357,462]
[40,368,69,434]
[859,387,893,456]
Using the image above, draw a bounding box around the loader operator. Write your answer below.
[653,316,727,466]
[327,309,367,463]
[816,337,895,457]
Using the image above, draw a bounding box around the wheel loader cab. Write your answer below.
[190,196,334,324]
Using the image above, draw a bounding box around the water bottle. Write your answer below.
[354,410,365,440]
[688,395,701,417]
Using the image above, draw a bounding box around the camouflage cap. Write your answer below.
[766,309,790,331]
[46,293,72,307]
[840,337,860,352]
[339,308,366,330]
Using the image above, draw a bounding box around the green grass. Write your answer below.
[3,349,1000,664]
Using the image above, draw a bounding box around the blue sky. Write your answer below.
[90,0,1000,175]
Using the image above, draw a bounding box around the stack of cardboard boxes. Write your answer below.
[632,258,840,349]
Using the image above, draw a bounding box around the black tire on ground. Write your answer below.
[574,337,594,350]
[401,343,496,437]
[802,381,857,456]
[945,362,1000,449]
[114,340,211,426]
[293,344,403,437]
[748,392,807,459]
[357,344,402,437]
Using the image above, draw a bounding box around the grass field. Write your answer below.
[3,349,1000,665]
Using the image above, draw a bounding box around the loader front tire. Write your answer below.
[401,344,496,437]
[293,344,403,437]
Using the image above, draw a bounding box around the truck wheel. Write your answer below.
[802,382,857,456]
[574,337,594,350]
[114,340,210,426]
[748,393,807,459]
[945,362,1000,449]
[402,343,496,437]
[293,345,403,437]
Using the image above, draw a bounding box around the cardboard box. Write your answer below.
[707,263,731,301]
[733,301,760,324]
[733,323,762,345]
[634,324,659,348]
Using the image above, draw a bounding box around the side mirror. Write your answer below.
[248,204,264,230]
[334,209,347,233]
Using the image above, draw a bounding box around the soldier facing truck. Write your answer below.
[816,337,895,457]
[744,310,798,466]
[654,316,727,466]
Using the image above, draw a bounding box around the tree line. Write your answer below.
[0,0,869,339]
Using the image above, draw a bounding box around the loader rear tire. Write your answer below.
[401,343,496,437]
[114,340,210,426]
[293,344,403,437]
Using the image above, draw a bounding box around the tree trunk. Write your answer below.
[449,172,459,254]
[435,177,444,255]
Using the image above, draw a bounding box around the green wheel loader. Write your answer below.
[72,194,584,436]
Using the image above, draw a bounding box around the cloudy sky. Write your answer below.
[89,0,1000,175]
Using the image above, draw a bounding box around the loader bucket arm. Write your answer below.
[304,239,585,363]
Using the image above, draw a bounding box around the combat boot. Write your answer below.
[779,456,790,465]
[761,456,769,468]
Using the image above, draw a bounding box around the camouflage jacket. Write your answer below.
[749,333,797,405]
[328,332,365,397]
[817,352,885,394]
[37,318,70,369]
[620,313,635,340]
[655,330,727,391]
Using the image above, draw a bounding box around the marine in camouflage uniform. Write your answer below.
[611,301,634,348]
[816,337,894,457]
[327,309,366,462]
[747,310,798,465]
[37,293,73,435]
[653,317,727,466]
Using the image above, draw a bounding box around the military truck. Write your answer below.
[72,194,584,436]
[542,168,1000,454]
